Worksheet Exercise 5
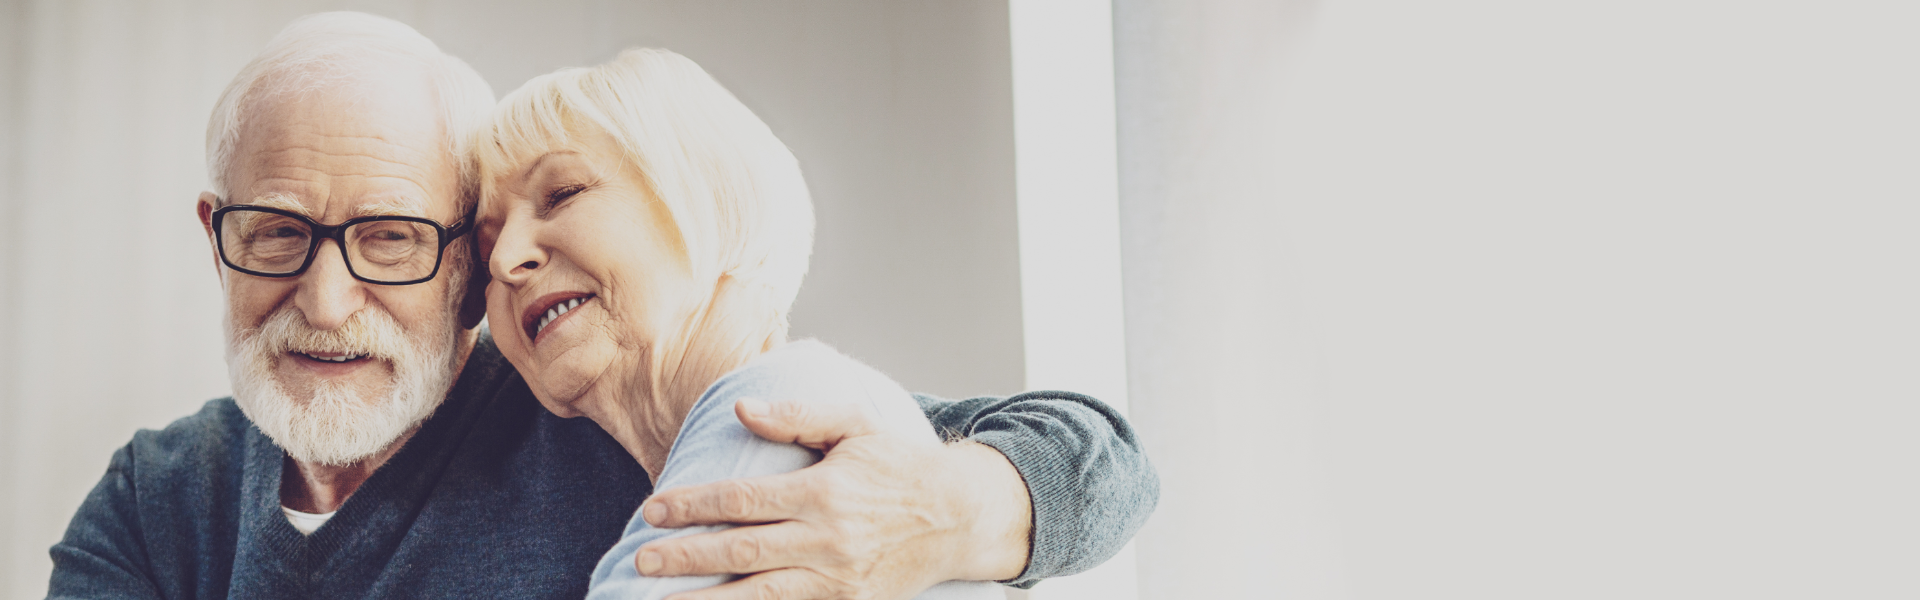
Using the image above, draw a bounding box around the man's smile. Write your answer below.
[294,351,371,363]
[286,350,382,377]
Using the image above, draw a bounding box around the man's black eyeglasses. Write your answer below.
[210,204,471,286]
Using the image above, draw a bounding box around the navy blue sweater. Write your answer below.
[48,335,1157,598]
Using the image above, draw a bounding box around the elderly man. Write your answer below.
[47,12,1154,600]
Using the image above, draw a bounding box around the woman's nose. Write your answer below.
[487,215,546,285]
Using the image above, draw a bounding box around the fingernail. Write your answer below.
[637,549,662,575]
[738,398,769,418]
[643,501,669,525]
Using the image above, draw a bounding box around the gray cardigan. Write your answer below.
[48,333,1157,598]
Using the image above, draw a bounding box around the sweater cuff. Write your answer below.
[969,428,1076,589]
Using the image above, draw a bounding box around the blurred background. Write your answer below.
[2,1,1916,599]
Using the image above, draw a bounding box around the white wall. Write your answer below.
[3,4,241,598]
[1118,0,1920,598]
[0,2,1025,597]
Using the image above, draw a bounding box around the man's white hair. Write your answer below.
[205,11,495,211]
[474,48,815,341]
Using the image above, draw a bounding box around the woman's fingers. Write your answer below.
[733,398,881,451]
[637,522,829,578]
[660,567,850,600]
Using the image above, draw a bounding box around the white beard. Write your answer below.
[225,303,459,467]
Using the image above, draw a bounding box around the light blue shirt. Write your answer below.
[587,340,1002,600]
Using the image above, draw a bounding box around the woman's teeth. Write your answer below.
[536,297,586,337]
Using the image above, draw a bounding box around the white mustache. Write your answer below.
[249,304,414,362]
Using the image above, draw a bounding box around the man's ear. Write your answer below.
[197,192,217,236]
[458,254,490,330]
[197,193,224,278]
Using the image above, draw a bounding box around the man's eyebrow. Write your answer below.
[352,198,430,219]
[245,193,310,214]
[241,194,431,220]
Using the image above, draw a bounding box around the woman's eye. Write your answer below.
[543,184,586,211]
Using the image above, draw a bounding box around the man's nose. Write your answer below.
[294,240,369,330]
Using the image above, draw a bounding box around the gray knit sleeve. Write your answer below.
[913,391,1158,589]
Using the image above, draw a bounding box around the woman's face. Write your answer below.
[476,128,699,417]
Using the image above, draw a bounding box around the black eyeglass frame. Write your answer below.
[210,204,473,286]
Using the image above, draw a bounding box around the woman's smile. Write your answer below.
[521,291,597,346]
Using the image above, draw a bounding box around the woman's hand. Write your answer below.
[632,398,1033,599]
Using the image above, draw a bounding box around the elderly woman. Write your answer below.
[472,49,1001,599]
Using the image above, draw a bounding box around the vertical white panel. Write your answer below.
[1007,1,1135,599]
[1112,1,1348,598]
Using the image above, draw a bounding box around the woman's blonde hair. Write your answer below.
[474,48,814,341]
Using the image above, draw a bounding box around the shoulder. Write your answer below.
[123,398,254,476]
[704,341,896,406]
[94,398,258,523]
[55,398,285,599]
[66,399,253,563]
[653,342,929,496]
[694,340,933,440]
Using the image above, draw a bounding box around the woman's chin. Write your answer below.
[526,354,616,418]
[499,327,629,421]
[526,375,591,418]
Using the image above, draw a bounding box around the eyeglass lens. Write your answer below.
[219,210,441,282]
